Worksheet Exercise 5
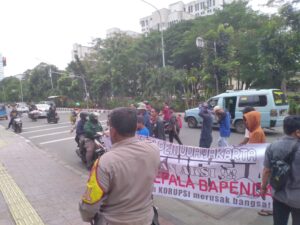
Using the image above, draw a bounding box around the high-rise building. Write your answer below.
[106,28,141,38]
[0,53,4,81]
[140,0,233,34]
[71,44,94,61]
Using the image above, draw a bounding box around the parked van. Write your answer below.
[184,89,289,133]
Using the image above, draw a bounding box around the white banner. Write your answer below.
[141,137,273,210]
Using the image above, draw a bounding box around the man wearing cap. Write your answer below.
[137,102,151,132]
[213,106,231,147]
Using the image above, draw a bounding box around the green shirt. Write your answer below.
[83,120,103,139]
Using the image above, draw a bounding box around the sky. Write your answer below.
[0,0,273,77]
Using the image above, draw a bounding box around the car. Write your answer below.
[0,104,8,120]
[16,102,29,113]
[39,100,56,107]
[184,89,289,133]
[35,104,50,117]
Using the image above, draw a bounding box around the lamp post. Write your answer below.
[48,67,54,89]
[196,36,219,94]
[69,74,89,109]
[141,0,166,67]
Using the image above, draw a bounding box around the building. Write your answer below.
[106,28,141,38]
[71,44,94,61]
[0,53,4,81]
[140,0,233,34]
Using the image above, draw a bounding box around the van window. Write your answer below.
[273,90,288,105]
[238,95,267,107]
[208,98,218,108]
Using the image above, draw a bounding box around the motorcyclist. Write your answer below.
[70,108,79,125]
[29,104,37,112]
[83,112,103,169]
[75,112,89,147]
[6,105,18,129]
[48,103,56,119]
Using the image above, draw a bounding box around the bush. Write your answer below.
[288,96,300,115]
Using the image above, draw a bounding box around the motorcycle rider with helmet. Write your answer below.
[75,112,89,147]
[6,105,18,130]
[48,103,56,119]
[83,112,103,169]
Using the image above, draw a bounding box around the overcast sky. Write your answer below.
[0,0,271,77]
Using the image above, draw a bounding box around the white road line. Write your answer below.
[29,131,70,139]
[39,137,74,145]
[22,125,70,134]
[23,122,70,130]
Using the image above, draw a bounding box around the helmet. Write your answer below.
[89,112,99,121]
[80,112,89,120]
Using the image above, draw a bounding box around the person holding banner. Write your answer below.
[199,102,213,148]
[150,107,166,140]
[261,115,300,225]
[79,107,160,225]
[213,106,231,147]
[243,110,266,144]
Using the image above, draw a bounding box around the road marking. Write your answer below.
[39,137,74,145]
[23,122,70,130]
[0,163,45,225]
[22,125,70,134]
[29,130,70,139]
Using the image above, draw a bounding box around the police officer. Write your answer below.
[79,107,160,225]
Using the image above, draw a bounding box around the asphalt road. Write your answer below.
[0,111,285,225]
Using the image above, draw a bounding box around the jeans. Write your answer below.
[273,198,300,225]
[169,130,182,145]
[218,137,229,147]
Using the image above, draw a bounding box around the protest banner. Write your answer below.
[141,136,273,210]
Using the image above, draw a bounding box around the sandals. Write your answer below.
[258,210,273,216]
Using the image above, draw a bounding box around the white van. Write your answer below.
[184,89,289,133]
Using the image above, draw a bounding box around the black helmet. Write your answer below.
[80,112,89,120]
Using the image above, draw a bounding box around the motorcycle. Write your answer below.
[47,112,59,123]
[12,117,22,133]
[76,132,106,168]
[28,110,40,122]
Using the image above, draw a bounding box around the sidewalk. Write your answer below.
[0,127,175,225]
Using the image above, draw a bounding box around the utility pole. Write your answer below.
[48,67,54,89]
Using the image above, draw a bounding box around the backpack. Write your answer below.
[270,141,299,192]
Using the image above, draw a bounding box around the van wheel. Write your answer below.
[187,117,197,128]
[235,120,245,134]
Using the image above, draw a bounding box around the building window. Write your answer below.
[238,95,268,107]
[200,2,205,9]
[213,0,215,6]
[195,3,200,11]
[207,9,211,13]
[141,21,145,27]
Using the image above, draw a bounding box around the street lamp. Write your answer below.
[141,0,166,67]
[196,36,219,94]
[69,74,89,109]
